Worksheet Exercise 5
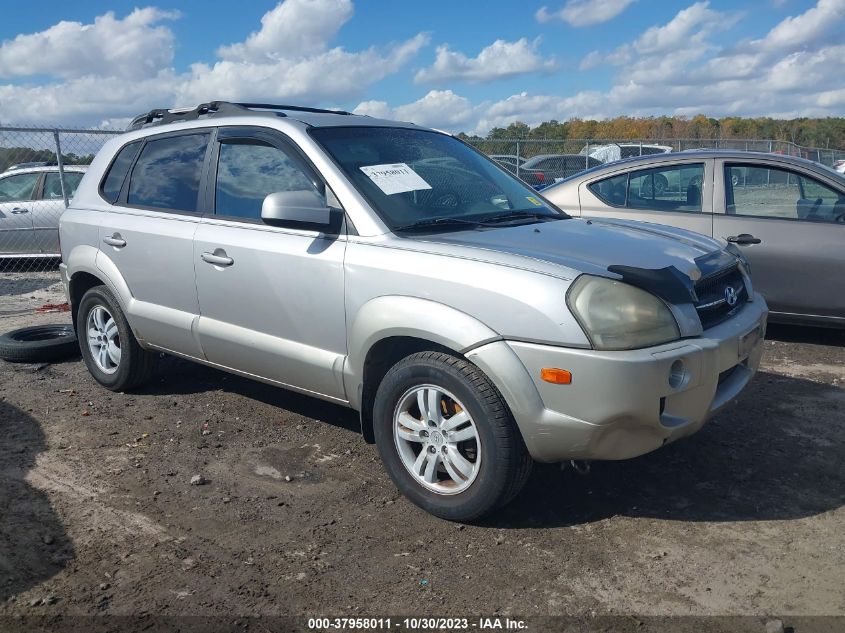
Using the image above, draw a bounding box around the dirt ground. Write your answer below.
[0,271,843,628]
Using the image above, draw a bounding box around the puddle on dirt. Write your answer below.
[249,445,327,484]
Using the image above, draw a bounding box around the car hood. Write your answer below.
[417,217,728,282]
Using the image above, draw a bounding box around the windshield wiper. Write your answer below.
[393,217,486,232]
[476,210,567,224]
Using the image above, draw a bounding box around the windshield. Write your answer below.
[310,126,566,231]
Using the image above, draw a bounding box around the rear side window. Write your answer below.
[627,163,704,212]
[588,173,628,206]
[101,141,140,203]
[44,172,84,200]
[127,134,209,212]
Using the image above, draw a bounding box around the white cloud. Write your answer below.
[0,8,179,80]
[632,1,727,55]
[581,2,735,70]
[754,0,845,51]
[471,91,606,135]
[354,90,475,128]
[0,71,180,124]
[0,1,428,126]
[2,0,845,135]
[536,0,635,27]
[414,38,555,84]
[378,0,845,135]
[178,33,428,104]
[218,0,353,61]
[578,50,603,70]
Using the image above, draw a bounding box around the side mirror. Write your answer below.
[261,190,341,230]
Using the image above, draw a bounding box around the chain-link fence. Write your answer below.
[0,127,121,274]
[466,138,845,191]
[1,126,843,277]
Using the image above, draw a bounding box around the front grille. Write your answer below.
[694,265,747,329]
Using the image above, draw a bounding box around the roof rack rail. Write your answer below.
[233,103,353,116]
[127,101,353,131]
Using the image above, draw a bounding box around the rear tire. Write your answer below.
[373,351,531,522]
[77,285,156,391]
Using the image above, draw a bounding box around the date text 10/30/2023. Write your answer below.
[307,617,528,630]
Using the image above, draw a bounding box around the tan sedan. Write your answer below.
[543,150,845,328]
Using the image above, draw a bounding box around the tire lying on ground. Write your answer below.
[0,324,80,363]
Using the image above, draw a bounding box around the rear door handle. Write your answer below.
[103,234,126,248]
[11,207,29,214]
[201,249,234,267]
[726,233,761,245]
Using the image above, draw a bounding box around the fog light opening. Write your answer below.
[668,359,687,390]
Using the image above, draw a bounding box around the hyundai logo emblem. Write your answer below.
[724,285,738,307]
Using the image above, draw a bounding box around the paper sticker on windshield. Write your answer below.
[526,196,543,206]
[360,163,432,195]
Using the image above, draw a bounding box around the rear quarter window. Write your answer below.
[43,172,84,200]
[588,173,627,206]
[100,141,141,203]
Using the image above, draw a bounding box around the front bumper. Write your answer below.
[59,263,71,303]
[466,293,768,463]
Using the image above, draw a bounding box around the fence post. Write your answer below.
[516,140,520,178]
[585,141,590,168]
[53,129,69,208]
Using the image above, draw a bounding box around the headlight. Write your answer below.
[567,275,680,350]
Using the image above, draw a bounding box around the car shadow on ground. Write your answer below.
[766,323,845,347]
[485,369,845,528]
[0,400,75,603]
[141,355,844,529]
[140,355,361,434]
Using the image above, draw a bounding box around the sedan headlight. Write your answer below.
[567,275,680,350]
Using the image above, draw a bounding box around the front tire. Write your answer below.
[373,351,531,521]
[77,285,156,391]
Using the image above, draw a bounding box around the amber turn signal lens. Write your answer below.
[540,368,572,384]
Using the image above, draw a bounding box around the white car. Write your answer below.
[0,165,87,257]
[833,159,845,175]
[587,143,673,164]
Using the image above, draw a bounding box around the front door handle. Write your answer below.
[103,234,126,248]
[201,249,234,267]
[726,233,761,245]
[11,207,29,214]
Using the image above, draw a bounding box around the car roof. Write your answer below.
[0,165,88,176]
[126,101,425,133]
[589,142,671,149]
[547,150,845,188]
[523,153,590,162]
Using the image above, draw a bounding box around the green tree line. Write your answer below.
[459,114,845,149]
[0,148,94,173]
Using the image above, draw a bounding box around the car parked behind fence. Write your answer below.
[0,165,87,258]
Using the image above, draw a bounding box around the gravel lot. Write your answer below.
[0,270,843,628]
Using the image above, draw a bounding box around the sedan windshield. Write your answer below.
[310,126,566,232]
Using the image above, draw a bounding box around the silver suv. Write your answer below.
[59,102,768,520]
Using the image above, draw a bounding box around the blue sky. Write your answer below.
[0,0,843,133]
